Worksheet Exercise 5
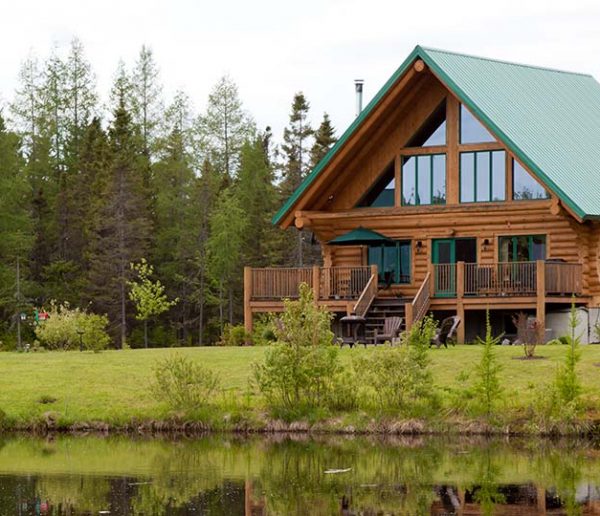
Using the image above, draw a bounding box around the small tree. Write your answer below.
[555,302,582,405]
[513,312,543,358]
[128,259,178,348]
[474,311,503,418]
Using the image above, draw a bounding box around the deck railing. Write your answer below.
[406,271,432,329]
[433,261,582,298]
[248,265,373,301]
[353,271,379,317]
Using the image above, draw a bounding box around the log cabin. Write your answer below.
[244,46,600,344]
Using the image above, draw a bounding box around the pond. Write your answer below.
[0,433,599,515]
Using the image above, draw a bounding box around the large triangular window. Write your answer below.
[356,161,395,207]
[406,100,446,147]
[460,104,496,144]
[512,159,550,200]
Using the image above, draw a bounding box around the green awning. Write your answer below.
[328,227,393,246]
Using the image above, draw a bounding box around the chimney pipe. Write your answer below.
[354,79,364,117]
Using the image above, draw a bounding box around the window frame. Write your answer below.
[401,152,447,207]
[367,240,412,285]
[498,234,547,262]
[459,150,506,204]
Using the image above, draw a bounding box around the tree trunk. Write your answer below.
[120,274,126,349]
[144,319,148,348]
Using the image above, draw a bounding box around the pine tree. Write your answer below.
[280,92,314,266]
[0,116,33,322]
[196,75,255,180]
[310,112,336,168]
[131,45,163,158]
[87,98,151,348]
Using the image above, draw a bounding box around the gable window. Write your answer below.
[460,104,496,144]
[402,154,446,206]
[513,159,550,200]
[406,100,446,147]
[499,235,546,262]
[356,161,395,207]
[368,241,411,284]
[460,150,506,203]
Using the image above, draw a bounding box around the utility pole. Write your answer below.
[16,256,21,351]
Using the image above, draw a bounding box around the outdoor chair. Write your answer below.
[430,316,461,348]
[373,316,403,345]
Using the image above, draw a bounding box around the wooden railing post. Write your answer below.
[244,267,253,337]
[312,265,321,303]
[405,302,413,331]
[428,262,435,297]
[456,261,465,344]
[536,260,546,334]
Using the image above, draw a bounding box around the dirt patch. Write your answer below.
[511,356,548,361]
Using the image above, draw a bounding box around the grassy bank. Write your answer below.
[1,345,600,433]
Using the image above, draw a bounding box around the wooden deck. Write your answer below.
[244,261,584,342]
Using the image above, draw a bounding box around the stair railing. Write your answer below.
[406,272,431,330]
[353,266,378,318]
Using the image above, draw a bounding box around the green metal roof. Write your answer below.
[328,227,393,245]
[273,46,600,224]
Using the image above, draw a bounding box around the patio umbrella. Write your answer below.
[328,227,393,246]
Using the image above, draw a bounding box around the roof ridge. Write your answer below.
[418,45,593,78]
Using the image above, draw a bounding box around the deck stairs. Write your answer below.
[363,297,411,344]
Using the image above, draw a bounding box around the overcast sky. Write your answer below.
[1,0,599,140]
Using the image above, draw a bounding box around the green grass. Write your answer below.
[1,344,600,428]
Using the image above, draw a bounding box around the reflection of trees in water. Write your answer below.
[1,435,600,514]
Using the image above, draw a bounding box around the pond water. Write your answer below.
[0,433,599,515]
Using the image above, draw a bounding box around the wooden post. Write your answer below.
[312,265,321,303]
[456,261,465,344]
[536,260,546,334]
[405,302,413,331]
[446,96,459,205]
[428,262,435,297]
[244,267,253,337]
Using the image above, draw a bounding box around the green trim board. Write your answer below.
[273,46,600,225]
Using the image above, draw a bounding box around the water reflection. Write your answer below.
[0,434,599,514]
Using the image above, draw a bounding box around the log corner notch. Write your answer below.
[413,59,426,73]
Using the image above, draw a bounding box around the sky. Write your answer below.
[1,0,599,140]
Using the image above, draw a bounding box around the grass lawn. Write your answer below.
[0,344,599,427]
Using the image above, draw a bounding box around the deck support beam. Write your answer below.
[244,267,253,337]
[456,261,466,344]
[536,260,546,335]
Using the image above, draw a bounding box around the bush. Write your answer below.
[354,316,438,413]
[253,283,339,416]
[554,303,582,406]
[218,323,250,346]
[34,302,111,352]
[473,311,503,418]
[151,354,220,412]
[251,315,277,346]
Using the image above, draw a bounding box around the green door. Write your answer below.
[432,239,456,297]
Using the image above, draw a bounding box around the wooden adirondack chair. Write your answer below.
[431,316,461,348]
[374,317,403,345]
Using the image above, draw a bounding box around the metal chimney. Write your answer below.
[354,79,364,117]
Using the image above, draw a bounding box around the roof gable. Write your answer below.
[273,46,600,224]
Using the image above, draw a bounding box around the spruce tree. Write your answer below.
[280,92,314,266]
[87,98,151,348]
[310,112,336,168]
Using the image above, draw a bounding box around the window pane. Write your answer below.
[370,177,394,207]
[491,151,506,201]
[513,160,550,200]
[432,154,446,204]
[515,236,529,262]
[460,153,474,202]
[383,245,398,283]
[531,235,546,261]
[460,104,495,144]
[407,101,446,147]
[417,155,431,205]
[399,242,411,283]
[476,152,490,201]
[499,237,512,262]
[402,157,416,205]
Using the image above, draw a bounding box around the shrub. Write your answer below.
[473,311,503,418]
[34,302,111,351]
[252,315,277,346]
[253,283,339,416]
[219,323,250,346]
[355,316,438,413]
[513,312,543,358]
[151,354,220,412]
